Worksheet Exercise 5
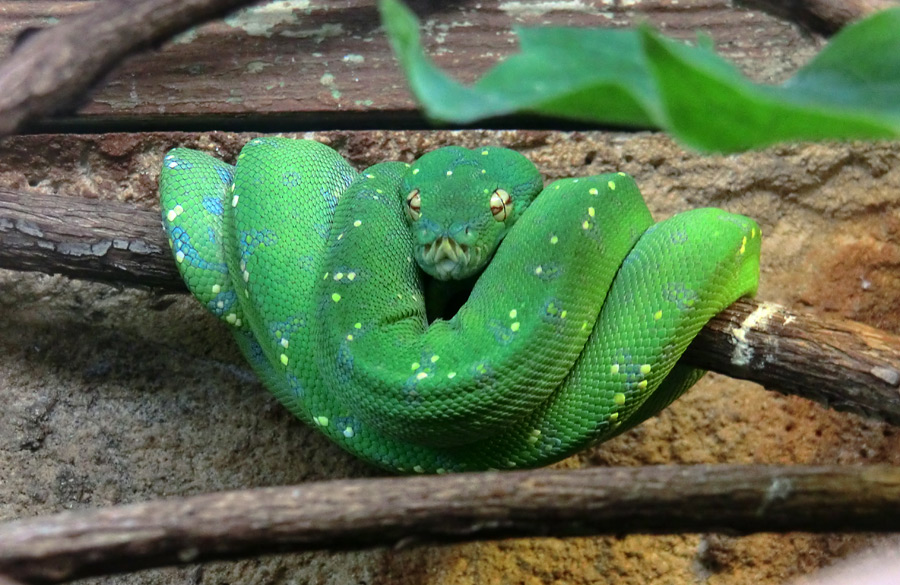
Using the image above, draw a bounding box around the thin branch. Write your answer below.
[738,0,900,33]
[1,187,899,424]
[0,0,258,137]
[1,465,899,583]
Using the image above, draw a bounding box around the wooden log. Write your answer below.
[1,465,899,584]
[1,186,899,426]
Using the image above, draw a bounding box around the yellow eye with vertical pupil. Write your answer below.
[406,189,421,221]
[490,189,512,222]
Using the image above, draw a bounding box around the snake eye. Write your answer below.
[406,189,421,221]
[489,188,512,222]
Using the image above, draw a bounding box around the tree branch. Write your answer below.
[0,0,258,137]
[738,0,900,33]
[1,465,899,583]
[1,187,899,425]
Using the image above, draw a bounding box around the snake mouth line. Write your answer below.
[423,237,472,279]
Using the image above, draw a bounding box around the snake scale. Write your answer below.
[159,138,760,473]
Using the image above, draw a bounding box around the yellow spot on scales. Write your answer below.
[331,293,341,302]
[510,322,520,332]
[447,372,457,379]
[534,265,543,275]
[589,188,598,195]
[654,310,663,320]
[607,180,616,190]
[640,364,652,375]
[412,168,419,175]
[588,207,595,217]
[481,150,489,155]
[334,272,344,280]
[226,313,237,324]
[509,309,517,319]
[315,416,329,427]
[614,393,626,405]
[231,194,239,207]
[212,284,221,294]
[446,170,453,176]
[280,338,289,349]
[353,220,362,227]
[411,362,420,370]
[609,412,618,422]
[740,236,747,254]
[346,334,353,341]
[550,235,558,245]
[610,364,620,375]
[637,380,648,390]
[617,172,627,176]
[416,372,428,380]
[280,354,289,366]
[354,322,362,329]
[481,169,486,174]
[582,221,591,230]
[347,272,356,281]
[430,355,440,363]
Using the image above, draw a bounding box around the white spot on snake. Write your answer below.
[353,219,362,227]
[280,353,289,366]
[589,188,598,195]
[412,168,419,175]
[413,465,425,473]
[216,301,225,309]
[315,416,329,427]
[347,272,356,281]
[534,265,543,275]
[167,161,179,168]
[212,284,221,294]
[730,302,779,367]
[166,209,177,222]
[232,194,239,207]
[346,334,353,341]
[175,251,185,263]
[416,372,428,380]
[528,429,541,443]
[447,372,457,379]
[365,173,375,179]
[343,426,355,438]
[446,170,453,176]
[509,309,517,319]
[242,270,250,282]
[226,313,237,324]
[280,338,289,348]
[235,318,242,327]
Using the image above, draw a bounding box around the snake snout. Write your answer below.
[423,236,471,279]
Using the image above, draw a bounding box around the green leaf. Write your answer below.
[379,0,900,152]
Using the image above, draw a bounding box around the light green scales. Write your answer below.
[160,138,760,473]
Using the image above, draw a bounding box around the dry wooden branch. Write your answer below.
[1,187,899,425]
[740,0,900,33]
[1,465,899,583]
[0,0,258,137]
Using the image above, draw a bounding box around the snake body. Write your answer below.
[160,138,760,473]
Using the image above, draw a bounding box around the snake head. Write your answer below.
[401,146,543,281]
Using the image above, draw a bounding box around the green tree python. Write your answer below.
[159,138,760,473]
